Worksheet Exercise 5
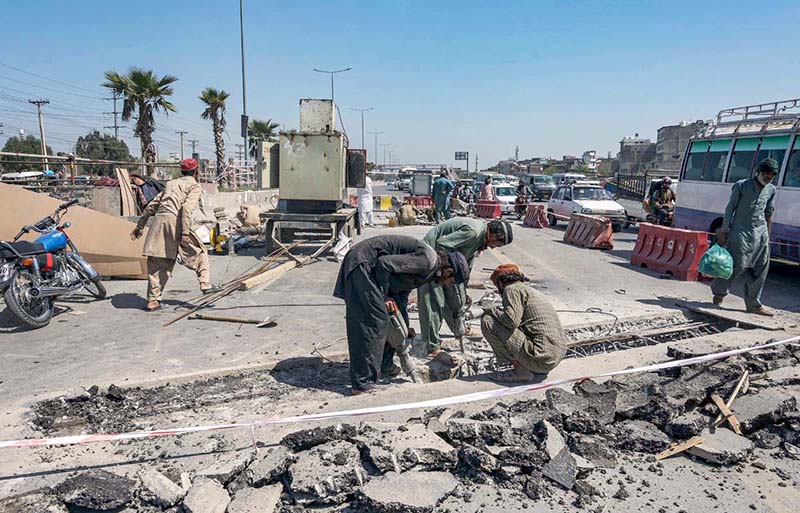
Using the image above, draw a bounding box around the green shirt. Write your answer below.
[423,217,487,268]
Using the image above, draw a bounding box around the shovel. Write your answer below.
[188,313,276,327]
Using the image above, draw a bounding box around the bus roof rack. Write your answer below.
[717,98,800,124]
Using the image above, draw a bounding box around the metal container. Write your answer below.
[300,99,336,132]
[278,132,346,212]
[411,173,433,196]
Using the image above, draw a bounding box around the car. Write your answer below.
[397,175,412,191]
[552,172,587,186]
[493,185,518,215]
[520,174,555,200]
[547,183,627,232]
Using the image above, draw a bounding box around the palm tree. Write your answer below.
[102,68,177,168]
[199,87,230,180]
[247,118,280,158]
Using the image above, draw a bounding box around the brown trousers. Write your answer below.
[146,249,210,302]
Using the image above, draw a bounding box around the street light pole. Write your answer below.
[350,107,373,149]
[239,0,248,165]
[381,143,391,167]
[175,130,188,160]
[368,131,384,166]
[312,68,352,102]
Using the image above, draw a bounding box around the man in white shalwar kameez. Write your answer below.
[358,174,375,228]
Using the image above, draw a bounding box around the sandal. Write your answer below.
[145,301,163,312]
[489,369,537,384]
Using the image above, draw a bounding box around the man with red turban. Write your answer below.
[131,159,218,311]
[481,263,567,383]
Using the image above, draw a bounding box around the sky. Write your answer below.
[1,0,799,169]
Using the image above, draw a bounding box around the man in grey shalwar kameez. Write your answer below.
[333,235,470,395]
[711,158,778,316]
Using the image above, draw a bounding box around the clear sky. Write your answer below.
[1,0,798,169]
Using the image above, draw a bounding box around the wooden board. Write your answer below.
[115,168,137,217]
[656,436,705,461]
[711,394,742,434]
[239,260,297,290]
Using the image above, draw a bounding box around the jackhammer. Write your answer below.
[386,311,419,382]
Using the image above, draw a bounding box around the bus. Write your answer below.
[674,99,800,263]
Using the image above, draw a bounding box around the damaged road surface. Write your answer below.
[6,343,800,512]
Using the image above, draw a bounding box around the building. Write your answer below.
[596,157,617,177]
[654,121,708,171]
[618,134,656,175]
[581,150,598,172]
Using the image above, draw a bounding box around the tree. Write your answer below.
[247,118,279,158]
[199,87,230,180]
[74,130,132,175]
[102,68,177,169]
[0,136,53,172]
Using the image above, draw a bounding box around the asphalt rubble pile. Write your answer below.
[5,343,800,513]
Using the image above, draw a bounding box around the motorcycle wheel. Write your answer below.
[72,263,107,300]
[3,271,54,329]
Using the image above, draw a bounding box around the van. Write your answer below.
[521,174,556,200]
[552,172,587,186]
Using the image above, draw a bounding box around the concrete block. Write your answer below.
[688,428,753,465]
[247,446,294,486]
[280,423,358,452]
[196,450,254,485]
[56,469,136,510]
[182,477,230,513]
[138,467,185,508]
[228,484,282,513]
[359,471,459,513]
[359,423,457,473]
[0,491,68,513]
[288,440,365,504]
[617,420,672,453]
[733,388,797,433]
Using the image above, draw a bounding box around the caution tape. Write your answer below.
[1,335,797,449]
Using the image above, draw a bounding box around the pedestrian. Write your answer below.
[651,177,676,225]
[481,264,567,383]
[480,176,496,200]
[358,173,375,228]
[131,158,219,311]
[418,217,513,360]
[711,158,778,316]
[432,169,454,224]
[333,235,470,395]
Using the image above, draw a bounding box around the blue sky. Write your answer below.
[1,0,798,168]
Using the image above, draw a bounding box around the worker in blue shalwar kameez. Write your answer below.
[432,169,454,224]
[711,158,778,317]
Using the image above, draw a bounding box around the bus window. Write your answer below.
[785,136,800,188]
[683,141,709,180]
[756,135,790,172]
[701,139,730,182]
[726,138,759,183]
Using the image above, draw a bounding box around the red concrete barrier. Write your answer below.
[522,204,548,228]
[563,214,614,249]
[475,200,502,219]
[631,223,709,280]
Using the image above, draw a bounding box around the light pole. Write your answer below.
[369,131,384,166]
[239,0,249,165]
[312,68,351,102]
[381,143,391,167]
[175,130,188,160]
[350,107,373,149]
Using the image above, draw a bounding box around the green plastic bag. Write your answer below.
[698,243,734,279]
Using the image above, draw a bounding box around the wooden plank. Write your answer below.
[116,168,137,217]
[239,260,297,290]
[655,436,705,461]
[675,300,788,331]
[714,370,749,428]
[711,394,742,435]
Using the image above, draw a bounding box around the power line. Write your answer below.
[0,61,103,95]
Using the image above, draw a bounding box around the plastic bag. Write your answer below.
[698,243,734,279]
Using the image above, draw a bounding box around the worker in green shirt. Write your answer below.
[432,169,454,224]
[418,217,513,360]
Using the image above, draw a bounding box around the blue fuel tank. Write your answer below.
[35,230,68,252]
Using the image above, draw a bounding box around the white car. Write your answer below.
[547,183,627,232]
[492,185,517,215]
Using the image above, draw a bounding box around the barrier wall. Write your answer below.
[563,214,614,249]
[631,223,709,280]
[522,204,548,228]
[475,199,501,219]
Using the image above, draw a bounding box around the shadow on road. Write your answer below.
[110,293,184,310]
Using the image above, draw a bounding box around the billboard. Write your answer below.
[455,151,468,160]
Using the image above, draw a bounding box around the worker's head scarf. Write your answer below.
[447,251,470,285]
[180,158,199,172]
[490,263,523,287]
[756,158,779,175]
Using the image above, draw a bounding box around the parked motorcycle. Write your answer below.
[0,199,106,329]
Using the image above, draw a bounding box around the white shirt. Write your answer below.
[357,176,374,212]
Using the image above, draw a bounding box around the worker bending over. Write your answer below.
[333,235,469,395]
[481,264,567,383]
[131,158,218,311]
[396,198,419,225]
[418,217,512,360]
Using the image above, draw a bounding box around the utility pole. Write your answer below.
[28,99,50,169]
[188,139,199,155]
[239,0,249,165]
[381,143,391,167]
[475,153,479,173]
[368,131,384,166]
[313,68,351,102]
[350,107,373,149]
[176,131,188,160]
[103,92,121,138]
[235,144,245,161]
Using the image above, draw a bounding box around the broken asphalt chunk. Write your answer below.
[0,490,68,513]
[358,422,457,473]
[359,471,459,513]
[288,440,365,504]
[732,387,797,433]
[196,450,255,485]
[227,484,282,513]
[138,467,185,508]
[617,420,672,454]
[246,446,294,487]
[183,477,231,513]
[280,423,358,452]
[542,447,578,490]
[56,469,136,511]
[688,427,753,465]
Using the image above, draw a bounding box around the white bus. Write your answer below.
[674,99,800,264]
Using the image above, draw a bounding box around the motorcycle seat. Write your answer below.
[0,241,47,257]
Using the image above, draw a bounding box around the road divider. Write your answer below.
[631,223,709,280]
[1,334,797,449]
[475,199,501,219]
[563,213,614,249]
[522,204,548,228]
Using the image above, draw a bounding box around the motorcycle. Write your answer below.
[0,199,106,329]
[515,192,531,220]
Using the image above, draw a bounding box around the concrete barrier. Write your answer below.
[631,223,709,280]
[563,214,614,249]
